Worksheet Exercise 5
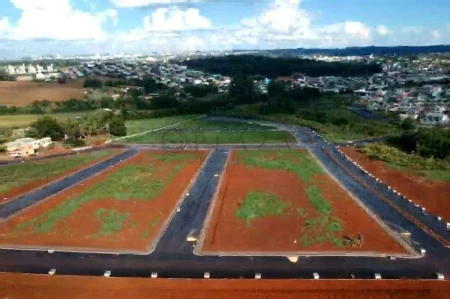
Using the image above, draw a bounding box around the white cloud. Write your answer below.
[8,0,116,41]
[143,7,211,31]
[376,25,391,36]
[432,30,441,39]
[110,0,202,8]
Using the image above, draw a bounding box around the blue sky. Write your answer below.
[0,0,449,58]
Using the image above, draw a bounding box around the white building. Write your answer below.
[37,64,45,73]
[28,65,37,74]
[420,112,449,126]
[47,64,54,72]
[6,137,52,152]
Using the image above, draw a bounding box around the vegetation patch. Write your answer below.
[361,143,450,182]
[236,191,289,225]
[300,186,344,247]
[236,150,324,182]
[0,150,113,195]
[122,130,295,144]
[93,209,130,237]
[140,213,162,239]
[172,119,275,131]
[11,156,190,234]
[125,115,200,135]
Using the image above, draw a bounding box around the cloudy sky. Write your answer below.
[0,0,449,58]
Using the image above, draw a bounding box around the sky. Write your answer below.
[0,0,449,58]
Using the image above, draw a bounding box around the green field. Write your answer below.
[125,115,201,135]
[235,150,346,247]
[236,191,289,225]
[171,119,276,131]
[362,143,450,182]
[0,112,94,129]
[0,150,114,196]
[121,130,296,144]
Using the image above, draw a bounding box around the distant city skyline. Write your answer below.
[1,0,450,59]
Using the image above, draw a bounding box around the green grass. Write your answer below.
[11,153,196,235]
[214,104,401,143]
[172,119,276,131]
[236,191,289,225]
[236,150,324,182]
[0,112,95,129]
[140,213,162,239]
[0,150,113,195]
[362,143,450,182]
[300,186,344,247]
[121,130,296,144]
[125,115,201,135]
[93,209,130,237]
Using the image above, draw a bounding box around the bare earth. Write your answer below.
[0,273,448,299]
[0,80,86,106]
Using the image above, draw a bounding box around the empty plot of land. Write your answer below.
[122,131,296,144]
[170,119,277,131]
[200,150,408,255]
[0,149,121,204]
[0,150,209,252]
[0,80,85,106]
[125,115,201,135]
[342,147,450,222]
[2,273,448,299]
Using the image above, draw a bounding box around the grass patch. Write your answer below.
[236,150,324,182]
[0,112,95,129]
[93,209,130,237]
[300,186,344,247]
[0,150,113,195]
[140,213,162,239]
[362,143,450,182]
[125,115,200,135]
[236,191,289,225]
[122,130,296,144]
[11,154,196,234]
[172,119,275,131]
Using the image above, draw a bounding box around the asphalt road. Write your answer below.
[0,117,449,280]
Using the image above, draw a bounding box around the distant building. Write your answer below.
[6,137,52,157]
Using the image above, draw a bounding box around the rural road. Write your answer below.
[0,116,449,280]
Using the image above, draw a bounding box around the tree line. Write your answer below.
[183,55,382,78]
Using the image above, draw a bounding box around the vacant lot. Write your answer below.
[0,80,85,106]
[342,147,450,221]
[0,149,121,204]
[2,274,448,299]
[122,131,296,144]
[200,150,408,254]
[171,119,276,131]
[0,150,209,252]
[126,115,201,135]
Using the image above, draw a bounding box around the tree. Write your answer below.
[229,75,257,104]
[28,116,65,141]
[83,78,103,89]
[400,118,417,131]
[109,117,127,136]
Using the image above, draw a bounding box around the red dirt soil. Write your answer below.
[0,150,209,252]
[342,147,450,222]
[201,150,407,254]
[0,80,86,106]
[0,149,123,204]
[1,274,448,299]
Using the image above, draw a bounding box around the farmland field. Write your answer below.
[0,149,122,204]
[200,149,408,254]
[125,115,201,135]
[0,111,94,128]
[342,147,450,222]
[0,80,86,106]
[121,130,296,144]
[0,150,209,252]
